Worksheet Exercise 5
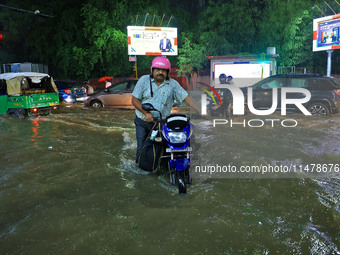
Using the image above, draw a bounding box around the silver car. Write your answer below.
[85,79,138,108]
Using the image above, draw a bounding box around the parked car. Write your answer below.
[55,80,87,103]
[85,79,138,108]
[0,72,59,117]
[244,74,340,116]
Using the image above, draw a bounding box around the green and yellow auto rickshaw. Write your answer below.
[0,72,59,117]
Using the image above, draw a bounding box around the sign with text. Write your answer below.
[129,56,137,62]
[313,14,340,51]
[127,26,177,56]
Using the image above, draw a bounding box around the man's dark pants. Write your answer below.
[134,116,155,162]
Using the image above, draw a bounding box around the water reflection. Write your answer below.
[30,119,42,147]
[0,106,339,254]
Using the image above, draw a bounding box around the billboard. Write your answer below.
[313,14,340,51]
[127,26,177,56]
[212,62,272,88]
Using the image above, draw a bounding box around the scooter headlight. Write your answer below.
[168,132,187,144]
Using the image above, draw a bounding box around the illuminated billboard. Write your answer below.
[212,62,272,88]
[313,14,340,52]
[127,26,178,56]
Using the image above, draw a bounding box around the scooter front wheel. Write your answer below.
[170,172,176,185]
[177,171,187,194]
[168,162,176,185]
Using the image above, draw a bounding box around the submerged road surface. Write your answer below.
[0,104,339,254]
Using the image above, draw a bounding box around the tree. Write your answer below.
[255,0,315,70]
[177,32,207,76]
[198,0,256,56]
[2,0,340,78]
[72,3,130,79]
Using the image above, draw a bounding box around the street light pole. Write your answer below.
[326,50,333,77]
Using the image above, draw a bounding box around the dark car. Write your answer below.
[85,79,138,108]
[55,80,87,103]
[243,74,340,116]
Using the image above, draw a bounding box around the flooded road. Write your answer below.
[0,104,339,254]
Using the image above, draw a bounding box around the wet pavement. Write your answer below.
[0,104,339,254]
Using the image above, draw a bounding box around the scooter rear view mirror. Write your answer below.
[142,103,162,119]
[142,103,155,112]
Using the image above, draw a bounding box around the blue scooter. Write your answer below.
[142,103,193,193]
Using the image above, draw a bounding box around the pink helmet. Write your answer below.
[150,56,171,74]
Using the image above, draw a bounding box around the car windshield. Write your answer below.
[251,78,285,89]
[68,83,83,88]
[323,78,340,89]
[56,81,82,89]
[287,78,314,88]
[108,80,136,92]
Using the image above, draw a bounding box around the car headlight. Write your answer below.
[65,97,73,103]
[168,132,187,144]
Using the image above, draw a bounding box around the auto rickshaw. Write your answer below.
[0,72,59,118]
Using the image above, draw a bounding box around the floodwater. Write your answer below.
[0,104,339,254]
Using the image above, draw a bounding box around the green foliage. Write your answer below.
[280,10,314,67]
[256,0,315,69]
[177,33,207,75]
[70,3,130,79]
[1,0,340,79]
[198,0,256,56]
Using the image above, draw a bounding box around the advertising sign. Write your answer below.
[313,14,340,51]
[127,26,177,56]
[212,62,272,88]
[129,56,137,62]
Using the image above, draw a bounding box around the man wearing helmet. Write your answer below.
[131,56,200,161]
[219,73,234,85]
[213,73,234,117]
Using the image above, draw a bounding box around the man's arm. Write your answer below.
[131,96,154,122]
[183,95,201,114]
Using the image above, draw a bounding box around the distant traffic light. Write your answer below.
[0,34,3,40]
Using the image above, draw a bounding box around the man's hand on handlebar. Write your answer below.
[145,112,154,122]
